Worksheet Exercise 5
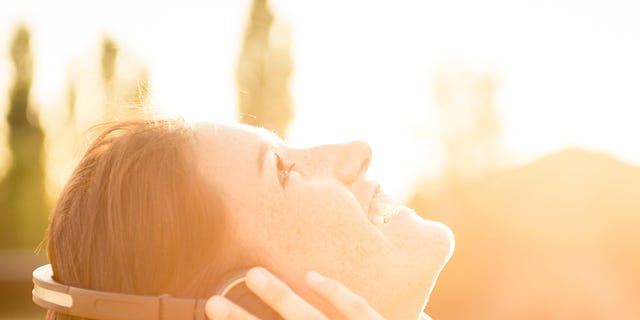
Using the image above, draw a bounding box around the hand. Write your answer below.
[206,267,384,320]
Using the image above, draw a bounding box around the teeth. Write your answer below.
[369,188,400,226]
[372,205,400,226]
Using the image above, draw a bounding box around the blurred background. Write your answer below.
[1,0,639,319]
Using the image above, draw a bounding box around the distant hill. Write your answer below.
[410,148,640,320]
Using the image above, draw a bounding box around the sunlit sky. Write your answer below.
[1,0,640,200]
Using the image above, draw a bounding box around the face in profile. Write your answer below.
[193,122,454,319]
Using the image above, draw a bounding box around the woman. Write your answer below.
[44,117,454,320]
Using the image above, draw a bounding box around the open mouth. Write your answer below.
[368,185,401,226]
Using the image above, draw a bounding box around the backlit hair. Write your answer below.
[46,117,230,319]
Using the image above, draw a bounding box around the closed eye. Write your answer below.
[275,153,296,188]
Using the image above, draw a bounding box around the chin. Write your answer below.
[428,220,456,265]
[378,220,454,319]
[384,210,455,268]
[415,220,455,290]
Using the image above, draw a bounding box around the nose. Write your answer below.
[334,141,372,183]
[301,141,372,184]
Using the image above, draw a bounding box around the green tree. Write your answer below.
[0,24,48,248]
[237,0,294,138]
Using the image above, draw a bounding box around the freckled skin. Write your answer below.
[193,122,454,320]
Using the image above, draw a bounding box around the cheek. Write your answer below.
[276,184,356,247]
[264,181,386,265]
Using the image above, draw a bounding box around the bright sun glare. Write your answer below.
[2,0,640,200]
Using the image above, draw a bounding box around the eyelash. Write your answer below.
[275,153,296,188]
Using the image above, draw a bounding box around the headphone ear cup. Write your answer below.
[215,269,282,320]
[224,280,282,320]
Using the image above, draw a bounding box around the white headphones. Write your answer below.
[32,264,279,320]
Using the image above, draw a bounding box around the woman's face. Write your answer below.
[193,122,454,319]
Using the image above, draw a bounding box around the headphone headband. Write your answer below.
[33,264,281,320]
[32,264,208,320]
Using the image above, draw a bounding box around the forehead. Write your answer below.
[190,122,278,208]
[191,122,282,178]
[193,122,279,145]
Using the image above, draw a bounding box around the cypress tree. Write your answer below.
[0,24,48,248]
[236,0,294,138]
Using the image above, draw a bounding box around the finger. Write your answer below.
[305,271,384,320]
[244,267,328,320]
[205,295,260,320]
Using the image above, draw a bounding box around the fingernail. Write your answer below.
[305,271,324,287]
[206,296,229,319]
[246,267,268,290]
